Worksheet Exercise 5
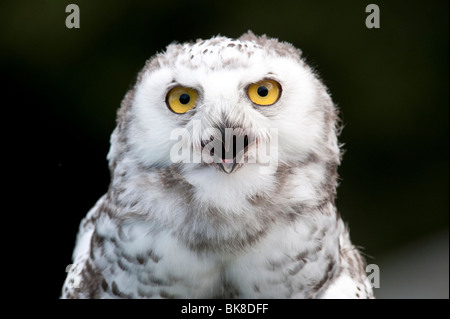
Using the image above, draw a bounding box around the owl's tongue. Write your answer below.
[219,159,236,174]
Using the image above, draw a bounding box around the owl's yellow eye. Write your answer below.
[247,79,282,106]
[166,86,198,114]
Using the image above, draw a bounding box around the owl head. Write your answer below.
[107,32,340,196]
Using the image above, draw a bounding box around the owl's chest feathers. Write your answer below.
[90,204,342,298]
[88,163,342,298]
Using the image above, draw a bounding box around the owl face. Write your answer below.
[115,32,336,183]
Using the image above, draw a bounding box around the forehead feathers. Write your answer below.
[143,31,303,74]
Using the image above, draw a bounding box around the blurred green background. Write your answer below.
[3,0,447,298]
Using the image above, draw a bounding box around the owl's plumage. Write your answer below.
[62,32,374,299]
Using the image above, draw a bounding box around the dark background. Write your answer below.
[2,1,447,298]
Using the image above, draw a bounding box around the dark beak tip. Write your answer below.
[218,161,238,174]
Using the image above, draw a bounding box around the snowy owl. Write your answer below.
[62,32,374,299]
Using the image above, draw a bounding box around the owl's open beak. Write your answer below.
[202,127,250,174]
[216,128,249,174]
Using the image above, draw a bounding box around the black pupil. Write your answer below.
[257,86,269,97]
[179,93,190,105]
